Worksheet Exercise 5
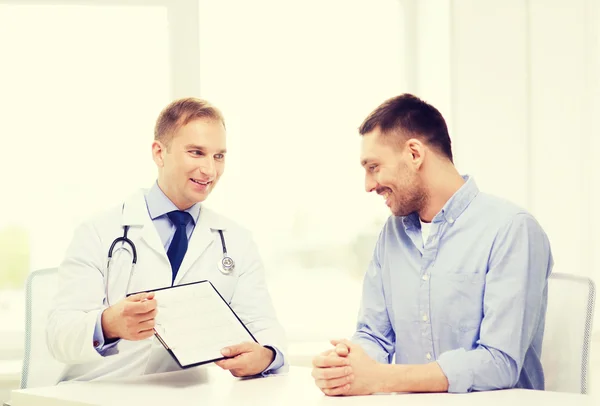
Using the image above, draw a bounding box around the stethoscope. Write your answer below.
[105,224,235,305]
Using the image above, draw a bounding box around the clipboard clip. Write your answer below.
[153,327,170,350]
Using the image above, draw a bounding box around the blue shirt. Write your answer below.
[351,175,553,393]
[93,182,283,374]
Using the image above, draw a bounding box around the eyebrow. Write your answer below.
[185,144,227,154]
[361,158,374,167]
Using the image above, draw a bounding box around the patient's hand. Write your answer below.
[311,340,353,396]
[312,339,383,396]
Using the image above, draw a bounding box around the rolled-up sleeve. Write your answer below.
[437,213,553,392]
[351,236,396,364]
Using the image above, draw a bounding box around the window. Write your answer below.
[0,0,406,365]
[0,1,172,361]
[198,0,405,343]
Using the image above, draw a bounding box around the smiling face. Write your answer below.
[361,127,427,217]
[152,118,226,210]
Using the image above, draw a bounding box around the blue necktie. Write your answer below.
[167,210,192,283]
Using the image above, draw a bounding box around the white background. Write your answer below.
[0,0,599,400]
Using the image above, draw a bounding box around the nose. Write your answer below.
[199,158,216,179]
[365,175,377,193]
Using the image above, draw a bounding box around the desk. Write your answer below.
[9,366,596,406]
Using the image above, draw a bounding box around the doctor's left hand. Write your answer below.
[215,342,275,377]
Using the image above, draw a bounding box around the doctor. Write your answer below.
[47,97,287,382]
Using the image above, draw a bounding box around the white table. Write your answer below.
[9,366,597,406]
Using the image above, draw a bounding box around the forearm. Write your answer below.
[436,346,518,392]
[351,331,393,364]
[376,362,449,393]
[47,308,104,364]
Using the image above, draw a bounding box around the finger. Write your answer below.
[330,339,354,352]
[330,338,352,347]
[312,355,350,368]
[322,384,351,397]
[320,349,334,356]
[311,366,352,380]
[126,292,147,302]
[137,318,156,331]
[214,356,245,371]
[214,360,227,369]
[221,341,255,357]
[139,298,158,313]
[137,308,158,323]
[230,369,246,378]
[126,299,157,315]
[126,292,153,302]
[134,328,155,341]
[315,374,354,390]
[334,343,349,357]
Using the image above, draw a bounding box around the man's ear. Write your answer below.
[405,138,425,169]
[151,140,166,168]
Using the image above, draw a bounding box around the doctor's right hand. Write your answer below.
[101,292,157,341]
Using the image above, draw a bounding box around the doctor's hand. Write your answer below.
[215,342,275,377]
[101,292,157,341]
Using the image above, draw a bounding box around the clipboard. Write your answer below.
[128,280,257,369]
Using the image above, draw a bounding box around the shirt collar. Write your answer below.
[436,174,479,224]
[145,181,201,224]
[402,174,479,229]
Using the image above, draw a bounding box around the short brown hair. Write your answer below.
[154,97,225,146]
[359,93,453,162]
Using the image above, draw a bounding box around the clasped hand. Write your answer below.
[311,339,383,396]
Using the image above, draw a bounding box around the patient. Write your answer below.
[311,94,554,395]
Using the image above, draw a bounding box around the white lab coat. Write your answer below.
[46,189,287,382]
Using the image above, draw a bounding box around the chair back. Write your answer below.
[541,272,596,394]
[20,268,65,388]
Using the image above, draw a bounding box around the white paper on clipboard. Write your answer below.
[150,281,256,368]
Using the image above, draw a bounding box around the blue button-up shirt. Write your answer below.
[352,175,553,393]
[93,182,283,373]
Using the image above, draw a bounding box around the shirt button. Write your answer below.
[422,314,428,322]
[93,340,100,347]
[422,274,429,281]
[426,353,432,360]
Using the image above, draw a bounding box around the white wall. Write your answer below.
[197,0,405,345]
[411,0,600,392]
[410,0,599,304]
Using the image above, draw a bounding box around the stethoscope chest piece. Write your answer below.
[218,255,235,275]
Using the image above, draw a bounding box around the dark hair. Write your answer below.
[358,94,453,162]
[154,97,225,146]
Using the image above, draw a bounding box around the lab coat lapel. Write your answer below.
[173,206,226,285]
[121,190,167,261]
